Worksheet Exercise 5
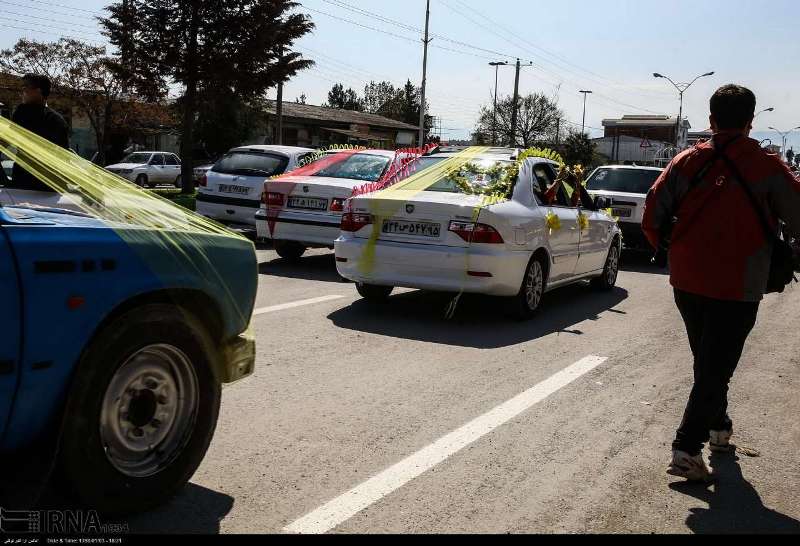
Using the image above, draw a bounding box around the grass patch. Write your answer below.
[153,188,197,211]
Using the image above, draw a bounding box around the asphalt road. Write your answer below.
[124,247,800,534]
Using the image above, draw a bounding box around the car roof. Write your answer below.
[323,148,397,158]
[231,145,315,156]
[126,151,175,155]
[594,165,664,171]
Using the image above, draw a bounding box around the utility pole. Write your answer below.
[489,61,509,145]
[276,46,284,145]
[555,118,560,146]
[418,0,431,148]
[509,59,532,147]
[579,90,592,134]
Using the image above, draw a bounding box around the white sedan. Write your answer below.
[197,145,314,229]
[255,149,397,260]
[334,152,622,318]
[105,151,183,188]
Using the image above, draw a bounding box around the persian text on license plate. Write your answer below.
[219,184,250,195]
[611,207,632,218]
[287,196,328,211]
[382,219,441,238]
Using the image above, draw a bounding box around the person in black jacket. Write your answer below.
[9,73,69,192]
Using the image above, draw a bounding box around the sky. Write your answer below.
[1,0,798,151]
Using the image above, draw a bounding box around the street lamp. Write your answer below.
[653,71,715,148]
[768,126,800,161]
[579,90,593,134]
[755,107,774,119]
[489,61,510,145]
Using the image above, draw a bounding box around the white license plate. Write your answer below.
[382,219,441,238]
[219,184,250,195]
[287,196,328,211]
[612,207,632,218]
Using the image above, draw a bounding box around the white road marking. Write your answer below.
[284,355,608,534]
[252,295,345,316]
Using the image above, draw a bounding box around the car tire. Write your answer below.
[274,241,306,261]
[174,175,182,188]
[55,304,221,515]
[355,282,393,302]
[135,174,148,188]
[591,240,621,291]
[510,254,547,320]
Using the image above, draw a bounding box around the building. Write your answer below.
[602,115,691,160]
[591,134,672,165]
[687,129,713,147]
[261,100,419,149]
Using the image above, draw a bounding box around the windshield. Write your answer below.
[313,153,390,182]
[407,156,514,193]
[120,153,152,165]
[585,168,662,194]
[212,151,289,177]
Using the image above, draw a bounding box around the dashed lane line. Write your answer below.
[252,295,346,316]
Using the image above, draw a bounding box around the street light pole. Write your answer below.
[489,61,509,145]
[418,0,431,148]
[509,59,533,146]
[755,107,774,119]
[579,90,592,134]
[653,71,715,149]
[768,126,800,161]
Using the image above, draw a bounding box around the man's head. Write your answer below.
[21,73,51,105]
[709,84,756,134]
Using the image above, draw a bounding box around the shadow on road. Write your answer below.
[258,252,344,284]
[669,452,800,534]
[620,250,668,276]
[328,283,628,349]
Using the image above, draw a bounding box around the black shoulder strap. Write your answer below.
[714,146,779,243]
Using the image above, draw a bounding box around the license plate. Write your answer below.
[611,207,632,218]
[219,184,250,195]
[287,196,328,211]
[382,219,441,238]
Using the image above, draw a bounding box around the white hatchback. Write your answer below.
[255,149,397,260]
[105,151,183,188]
[335,153,622,318]
[196,145,314,229]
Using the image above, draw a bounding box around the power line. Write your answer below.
[0,15,104,41]
[0,7,100,31]
[0,22,105,45]
[12,0,104,16]
[0,0,100,23]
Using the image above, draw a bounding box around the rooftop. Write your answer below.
[602,115,690,129]
[262,100,419,131]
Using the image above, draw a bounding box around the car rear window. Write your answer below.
[585,168,662,194]
[406,156,514,193]
[212,151,289,177]
[313,153,390,182]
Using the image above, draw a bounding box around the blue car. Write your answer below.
[0,202,257,513]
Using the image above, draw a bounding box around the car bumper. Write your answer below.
[255,208,341,247]
[618,221,650,250]
[196,194,259,226]
[334,235,529,297]
[219,331,255,384]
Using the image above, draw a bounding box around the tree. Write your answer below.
[475,92,564,147]
[295,94,307,104]
[101,0,314,193]
[561,131,596,167]
[0,38,147,164]
[325,83,363,111]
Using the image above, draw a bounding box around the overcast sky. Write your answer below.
[1,0,798,150]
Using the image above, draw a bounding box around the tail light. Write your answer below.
[199,174,207,187]
[448,221,504,244]
[330,197,346,212]
[264,192,284,207]
[341,212,373,232]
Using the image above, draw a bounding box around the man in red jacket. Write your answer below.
[643,84,800,481]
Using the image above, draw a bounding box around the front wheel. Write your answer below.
[55,304,221,515]
[274,241,306,261]
[510,255,546,320]
[591,241,620,291]
[174,175,182,188]
[135,174,148,188]
[356,282,393,302]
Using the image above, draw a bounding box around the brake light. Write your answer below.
[340,212,373,232]
[264,192,284,207]
[330,197,346,212]
[448,221,504,244]
[199,174,207,187]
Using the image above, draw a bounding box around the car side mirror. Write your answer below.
[594,195,610,210]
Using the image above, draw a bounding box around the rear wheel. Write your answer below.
[174,175,182,188]
[591,240,620,291]
[274,241,306,261]
[55,304,221,515]
[356,282,393,302]
[135,174,148,188]
[511,254,546,320]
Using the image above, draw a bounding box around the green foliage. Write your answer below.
[325,83,363,111]
[561,131,596,168]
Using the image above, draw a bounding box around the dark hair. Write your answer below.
[22,73,52,98]
[710,84,756,130]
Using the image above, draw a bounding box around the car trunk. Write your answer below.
[266,175,363,217]
[587,189,647,223]
[349,189,490,248]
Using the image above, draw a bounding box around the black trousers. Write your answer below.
[672,289,760,455]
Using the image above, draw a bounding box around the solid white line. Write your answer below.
[283,354,608,534]
[252,295,345,316]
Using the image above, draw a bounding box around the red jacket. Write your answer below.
[642,131,800,301]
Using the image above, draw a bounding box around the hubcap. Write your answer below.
[100,344,199,478]
[607,246,619,285]
[524,261,544,310]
